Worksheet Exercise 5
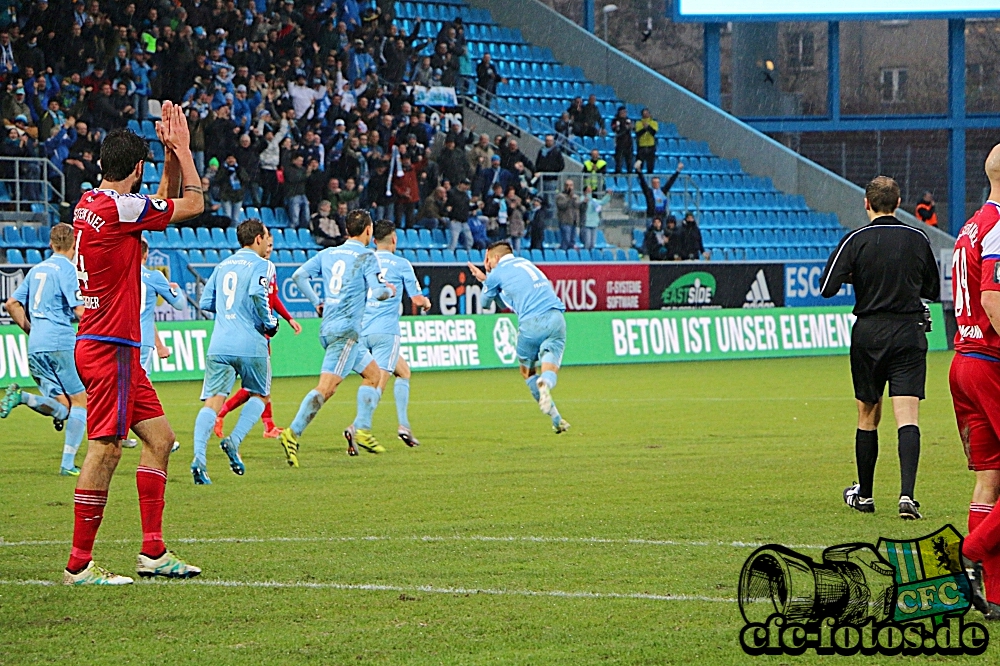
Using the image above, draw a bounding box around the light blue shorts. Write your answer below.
[517,310,567,369]
[320,335,374,378]
[140,345,154,377]
[200,354,271,400]
[361,334,400,372]
[28,350,85,397]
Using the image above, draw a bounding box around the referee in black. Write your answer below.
[820,176,939,520]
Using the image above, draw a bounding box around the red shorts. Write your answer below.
[950,352,1000,471]
[75,339,164,440]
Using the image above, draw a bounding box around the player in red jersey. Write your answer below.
[952,144,1000,619]
[214,233,301,438]
[64,102,205,585]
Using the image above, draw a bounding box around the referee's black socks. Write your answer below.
[855,429,878,499]
[898,425,920,499]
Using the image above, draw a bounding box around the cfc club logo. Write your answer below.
[738,525,988,656]
[492,318,518,365]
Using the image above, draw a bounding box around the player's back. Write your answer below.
[73,188,174,346]
[16,255,81,353]
[485,255,564,319]
[954,202,1000,358]
[361,250,416,336]
[312,239,378,338]
[203,248,274,357]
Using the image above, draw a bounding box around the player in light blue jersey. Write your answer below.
[281,210,395,464]
[1,224,88,475]
[360,220,431,446]
[468,241,571,433]
[139,238,187,376]
[190,219,278,484]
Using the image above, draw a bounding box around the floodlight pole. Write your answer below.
[948,18,966,235]
[704,23,721,107]
[583,0,594,33]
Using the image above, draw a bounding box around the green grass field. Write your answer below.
[1,351,997,664]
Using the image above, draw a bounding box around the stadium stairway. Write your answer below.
[393,0,846,262]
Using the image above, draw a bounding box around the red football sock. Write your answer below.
[984,551,1000,604]
[970,502,993,535]
[219,388,251,419]
[261,400,274,428]
[136,466,167,559]
[964,502,1000,562]
[67,488,108,573]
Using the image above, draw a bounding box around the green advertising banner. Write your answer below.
[0,304,948,386]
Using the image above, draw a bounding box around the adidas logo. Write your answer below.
[744,269,775,308]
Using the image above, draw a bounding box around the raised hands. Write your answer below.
[155,101,191,153]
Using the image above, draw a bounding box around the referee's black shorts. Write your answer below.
[850,316,928,404]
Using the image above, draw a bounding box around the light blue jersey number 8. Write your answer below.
[328,260,346,296]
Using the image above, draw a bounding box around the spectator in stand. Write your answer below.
[474,154,513,200]
[635,108,658,174]
[498,135,533,174]
[437,134,472,187]
[347,39,376,84]
[189,176,231,230]
[535,134,565,175]
[233,133,262,207]
[580,94,604,137]
[310,199,345,248]
[679,211,709,260]
[62,148,100,202]
[555,179,582,250]
[3,85,30,124]
[366,158,395,224]
[915,191,937,227]
[417,186,448,230]
[257,115,289,209]
[636,161,684,220]
[445,178,474,251]
[392,154,421,229]
[214,154,247,225]
[468,133,494,172]
[610,106,633,173]
[475,53,504,109]
[643,216,670,261]
[582,185,612,251]
[554,111,573,147]
[582,149,607,193]
[283,153,311,230]
[506,187,527,252]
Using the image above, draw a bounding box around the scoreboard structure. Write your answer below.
[673,0,1000,22]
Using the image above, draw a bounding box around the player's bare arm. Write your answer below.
[158,102,204,222]
[981,291,1000,335]
[466,262,487,282]
[4,297,29,333]
[411,294,431,311]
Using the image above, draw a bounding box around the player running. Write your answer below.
[359,220,431,446]
[214,232,301,440]
[953,144,1000,620]
[467,242,570,433]
[64,101,203,585]
[191,219,278,484]
[1,223,88,476]
[280,209,395,464]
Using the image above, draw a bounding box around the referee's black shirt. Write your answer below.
[820,215,940,318]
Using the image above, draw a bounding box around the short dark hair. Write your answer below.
[373,219,395,242]
[865,176,901,215]
[100,129,149,182]
[237,218,268,247]
[487,240,513,258]
[345,209,373,237]
[140,237,149,255]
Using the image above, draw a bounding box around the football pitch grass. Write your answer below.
[1,351,997,664]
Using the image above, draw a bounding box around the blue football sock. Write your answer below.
[61,406,86,470]
[394,378,411,429]
[525,375,540,402]
[192,407,216,470]
[540,371,558,391]
[22,393,68,421]
[230,396,265,448]
[290,390,325,437]
[353,385,381,431]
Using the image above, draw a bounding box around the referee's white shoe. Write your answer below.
[898,496,922,520]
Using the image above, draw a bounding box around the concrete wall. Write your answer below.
[466,0,954,252]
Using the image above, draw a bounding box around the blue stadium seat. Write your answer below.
[404,228,419,248]
[402,249,418,262]
[186,249,204,263]
[146,231,166,248]
[276,249,293,263]
[430,229,447,248]
[3,225,20,245]
[578,249,593,261]
[259,208,276,228]
[429,249,445,263]
[455,249,470,263]
[209,228,227,248]
[24,249,41,264]
[416,249,431,263]
[196,227,213,248]
[627,248,639,261]
[127,119,142,134]
[163,227,181,248]
[567,249,580,262]
[150,141,165,162]
[274,208,291,228]
[203,249,220,264]
[292,249,307,263]
[469,249,485,264]
[417,229,433,248]
[530,249,544,263]
[142,162,159,183]
[20,225,40,247]
[140,120,157,140]
[139,184,152,195]
[271,229,287,249]
[6,248,24,263]
[224,228,238,247]
[180,227,197,248]
[244,206,260,221]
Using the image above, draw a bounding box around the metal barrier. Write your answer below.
[0,156,64,222]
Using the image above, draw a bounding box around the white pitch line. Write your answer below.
[0,534,827,550]
[0,578,735,603]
